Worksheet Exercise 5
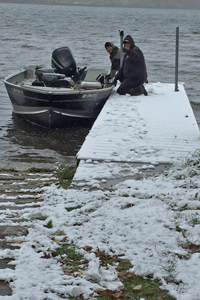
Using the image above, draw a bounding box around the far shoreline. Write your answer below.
[0,0,199,10]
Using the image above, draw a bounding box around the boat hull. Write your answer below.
[3,68,113,128]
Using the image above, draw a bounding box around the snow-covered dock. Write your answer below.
[77,82,200,164]
[74,82,200,185]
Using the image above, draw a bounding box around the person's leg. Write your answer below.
[130,84,148,96]
[117,78,148,96]
[140,84,148,96]
[116,78,133,95]
[129,85,141,96]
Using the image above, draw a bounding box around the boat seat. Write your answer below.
[53,78,73,88]
[35,67,55,81]
[41,73,65,87]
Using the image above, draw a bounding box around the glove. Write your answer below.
[123,47,130,53]
[112,77,117,86]
[105,74,111,81]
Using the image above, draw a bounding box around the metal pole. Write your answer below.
[119,30,124,67]
[175,27,179,92]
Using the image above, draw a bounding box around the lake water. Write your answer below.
[0,3,200,167]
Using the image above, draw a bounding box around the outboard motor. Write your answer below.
[52,47,77,77]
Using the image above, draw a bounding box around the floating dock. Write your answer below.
[73,83,200,185]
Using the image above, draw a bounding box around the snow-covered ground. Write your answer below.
[1,84,200,300]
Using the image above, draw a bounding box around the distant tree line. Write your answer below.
[0,0,200,9]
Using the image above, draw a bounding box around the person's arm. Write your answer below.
[128,46,142,61]
[109,58,120,78]
[115,55,125,82]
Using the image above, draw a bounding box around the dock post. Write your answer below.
[119,30,124,67]
[175,27,179,92]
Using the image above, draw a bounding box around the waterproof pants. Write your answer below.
[117,77,142,96]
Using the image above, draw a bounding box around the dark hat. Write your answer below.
[105,42,113,48]
[123,39,130,44]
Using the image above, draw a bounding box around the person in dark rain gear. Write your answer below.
[104,42,121,80]
[113,35,148,96]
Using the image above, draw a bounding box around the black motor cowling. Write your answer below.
[51,47,77,77]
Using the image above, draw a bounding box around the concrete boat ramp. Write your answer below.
[73,82,200,187]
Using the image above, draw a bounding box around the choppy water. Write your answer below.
[0,3,200,166]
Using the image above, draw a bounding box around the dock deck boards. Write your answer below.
[77,82,200,165]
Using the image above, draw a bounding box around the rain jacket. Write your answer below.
[116,35,147,84]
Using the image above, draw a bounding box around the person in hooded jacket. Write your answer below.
[114,35,148,96]
[105,42,121,80]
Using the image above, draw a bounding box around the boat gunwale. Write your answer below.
[3,69,114,95]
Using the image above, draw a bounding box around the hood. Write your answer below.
[123,35,135,49]
[105,42,115,49]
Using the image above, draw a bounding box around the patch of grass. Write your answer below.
[122,193,129,197]
[52,243,83,274]
[52,243,82,260]
[31,212,48,221]
[94,251,176,300]
[85,208,97,213]
[122,203,135,209]
[66,205,82,212]
[73,222,83,226]
[55,163,76,189]
[121,274,175,300]
[44,220,53,228]
[28,167,51,173]
[51,245,176,300]
[54,231,66,236]
[190,217,200,226]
